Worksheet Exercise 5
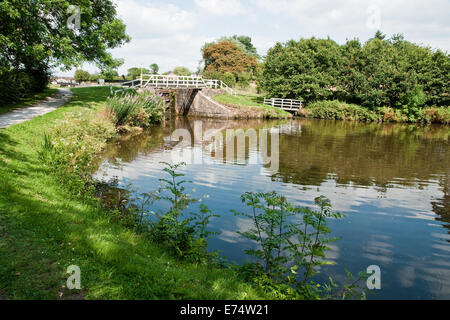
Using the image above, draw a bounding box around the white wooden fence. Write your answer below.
[263,98,303,111]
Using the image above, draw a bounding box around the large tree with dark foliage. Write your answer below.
[0,0,130,104]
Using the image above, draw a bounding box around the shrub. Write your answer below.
[74,69,91,82]
[106,91,165,127]
[422,107,450,124]
[222,72,236,87]
[135,162,220,262]
[173,66,191,76]
[396,86,427,122]
[376,107,408,123]
[305,100,378,122]
[0,67,49,105]
[233,193,369,300]
[237,72,251,89]
[203,70,235,87]
[39,110,116,193]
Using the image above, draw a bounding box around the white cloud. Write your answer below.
[194,0,246,15]
[54,0,450,77]
[104,0,206,74]
[115,0,197,38]
[252,0,450,50]
[111,34,208,74]
[252,35,276,55]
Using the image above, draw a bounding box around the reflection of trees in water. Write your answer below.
[274,119,449,188]
[96,117,450,237]
[99,128,165,165]
[432,175,450,239]
[99,117,288,166]
[97,118,448,190]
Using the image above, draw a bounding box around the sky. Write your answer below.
[56,0,450,77]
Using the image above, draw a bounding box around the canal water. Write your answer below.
[94,117,450,299]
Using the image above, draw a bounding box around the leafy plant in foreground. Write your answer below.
[38,110,116,194]
[106,91,165,128]
[144,162,220,262]
[233,192,369,299]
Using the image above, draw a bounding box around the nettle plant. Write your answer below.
[142,162,220,262]
[233,192,368,300]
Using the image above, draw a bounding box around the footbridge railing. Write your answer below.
[263,98,303,112]
[116,74,235,95]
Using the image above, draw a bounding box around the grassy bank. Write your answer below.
[213,94,292,119]
[299,100,450,124]
[0,87,265,299]
[0,88,59,116]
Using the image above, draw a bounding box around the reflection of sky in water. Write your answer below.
[94,120,450,300]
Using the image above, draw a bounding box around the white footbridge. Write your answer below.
[113,74,304,113]
[116,74,235,95]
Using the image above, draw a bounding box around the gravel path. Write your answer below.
[0,89,72,129]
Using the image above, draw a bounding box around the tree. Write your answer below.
[1,0,130,70]
[202,41,258,79]
[203,35,260,59]
[150,63,159,74]
[0,0,130,103]
[260,35,450,110]
[173,66,191,76]
[127,67,150,77]
[373,30,387,40]
[236,72,251,89]
[230,35,260,58]
[100,68,119,81]
[74,69,91,82]
[260,38,342,101]
[203,70,235,87]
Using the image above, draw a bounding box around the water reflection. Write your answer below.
[94,117,450,299]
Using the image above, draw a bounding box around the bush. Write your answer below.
[376,107,408,123]
[74,69,91,82]
[237,72,251,89]
[422,107,450,124]
[39,110,116,192]
[106,91,165,127]
[233,192,369,300]
[132,162,219,262]
[0,67,49,105]
[397,86,427,122]
[203,70,235,87]
[304,100,378,122]
[303,100,450,124]
[173,66,191,76]
[222,72,236,87]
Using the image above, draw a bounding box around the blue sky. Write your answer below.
[57,0,450,76]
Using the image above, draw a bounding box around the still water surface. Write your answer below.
[95,118,450,299]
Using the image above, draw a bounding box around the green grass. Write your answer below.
[0,87,265,300]
[0,88,59,116]
[213,94,292,119]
